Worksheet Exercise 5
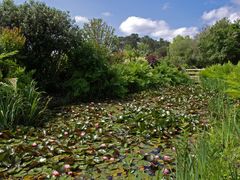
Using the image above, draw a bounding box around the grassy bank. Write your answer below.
[175,65,240,179]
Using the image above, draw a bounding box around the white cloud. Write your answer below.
[202,6,240,24]
[74,16,89,25]
[119,16,198,41]
[102,12,112,17]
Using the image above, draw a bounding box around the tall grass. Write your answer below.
[0,82,22,129]
[0,80,49,129]
[175,67,240,179]
[20,81,50,125]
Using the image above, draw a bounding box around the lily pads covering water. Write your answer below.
[0,86,209,179]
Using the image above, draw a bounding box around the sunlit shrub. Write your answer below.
[0,27,26,52]
[113,61,190,94]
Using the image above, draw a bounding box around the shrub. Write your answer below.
[65,42,125,100]
[153,62,190,86]
[0,27,26,79]
[113,61,158,93]
[168,35,199,68]
[113,61,190,94]
[0,51,48,129]
[0,51,19,79]
[0,27,25,52]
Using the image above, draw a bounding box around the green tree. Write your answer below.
[118,33,140,49]
[82,18,117,51]
[198,18,240,66]
[137,42,150,56]
[169,35,199,67]
[118,34,169,58]
[0,0,75,91]
[157,38,170,58]
[141,36,156,53]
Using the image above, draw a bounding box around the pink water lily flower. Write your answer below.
[163,155,171,162]
[100,143,107,148]
[32,142,37,147]
[162,168,170,175]
[80,131,86,137]
[110,157,115,161]
[102,156,109,160]
[67,171,73,175]
[52,170,60,176]
[64,164,71,170]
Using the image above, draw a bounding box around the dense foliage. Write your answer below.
[0,27,49,129]
[0,0,75,90]
[198,18,240,66]
[166,19,240,68]
[0,27,25,79]
[113,61,190,94]
[118,34,170,58]
[65,42,123,100]
[200,62,240,98]
[168,35,199,67]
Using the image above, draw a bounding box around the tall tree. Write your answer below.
[118,33,140,49]
[82,18,117,51]
[157,38,170,58]
[0,0,76,91]
[198,18,240,66]
[141,35,157,53]
[169,35,199,67]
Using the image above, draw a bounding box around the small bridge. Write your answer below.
[185,69,204,83]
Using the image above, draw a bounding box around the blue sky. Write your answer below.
[11,0,240,40]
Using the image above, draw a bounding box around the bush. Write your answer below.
[0,27,25,52]
[113,61,157,93]
[64,42,126,100]
[145,54,158,67]
[153,62,190,85]
[0,50,48,129]
[113,61,190,94]
[168,35,199,68]
[0,27,25,79]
